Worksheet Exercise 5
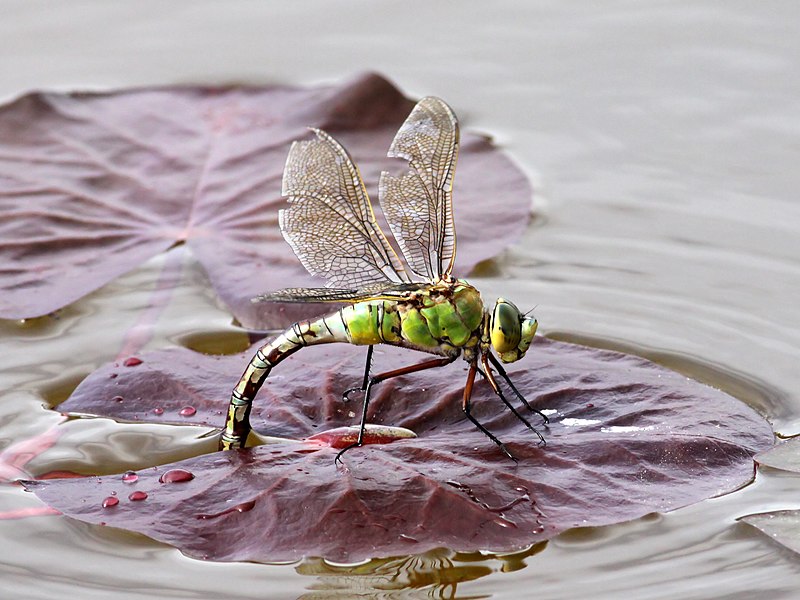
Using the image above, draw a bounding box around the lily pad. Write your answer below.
[741,438,800,555]
[739,510,800,555]
[755,436,800,473]
[27,338,772,563]
[0,73,532,328]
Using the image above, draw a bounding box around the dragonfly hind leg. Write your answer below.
[335,354,458,464]
[463,362,518,462]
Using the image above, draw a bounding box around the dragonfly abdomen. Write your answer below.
[221,303,400,449]
[337,301,402,346]
[222,321,325,449]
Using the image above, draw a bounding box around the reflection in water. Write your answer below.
[295,544,546,599]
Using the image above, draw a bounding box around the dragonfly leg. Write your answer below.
[342,345,374,403]
[335,355,457,464]
[488,353,549,424]
[480,355,546,446]
[462,361,518,462]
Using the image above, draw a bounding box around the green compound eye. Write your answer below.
[518,316,538,354]
[490,299,522,353]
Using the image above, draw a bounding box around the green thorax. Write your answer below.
[338,279,485,353]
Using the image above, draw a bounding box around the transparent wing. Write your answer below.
[378,97,459,281]
[253,282,425,304]
[280,128,410,289]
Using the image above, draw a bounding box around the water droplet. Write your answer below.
[128,491,148,501]
[112,395,124,403]
[234,500,255,513]
[159,469,194,483]
[123,357,143,367]
[102,496,119,508]
[179,406,197,417]
[153,407,164,415]
[121,471,138,483]
[110,490,117,496]
[109,373,118,379]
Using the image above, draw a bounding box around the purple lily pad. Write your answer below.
[0,73,531,328]
[28,338,772,563]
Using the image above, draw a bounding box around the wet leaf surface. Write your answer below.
[739,510,800,556]
[28,338,773,563]
[0,73,532,328]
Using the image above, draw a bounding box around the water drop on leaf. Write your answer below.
[159,469,194,484]
[121,471,138,483]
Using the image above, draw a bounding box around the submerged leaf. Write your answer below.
[30,338,772,563]
[739,510,800,555]
[0,74,531,328]
[755,436,800,473]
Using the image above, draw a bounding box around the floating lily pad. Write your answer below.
[755,436,800,473]
[739,510,800,555]
[741,438,800,556]
[0,73,531,328]
[27,338,772,563]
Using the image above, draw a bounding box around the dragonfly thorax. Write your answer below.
[489,298,538,363]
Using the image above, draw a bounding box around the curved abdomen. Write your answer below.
[221,302,401,449]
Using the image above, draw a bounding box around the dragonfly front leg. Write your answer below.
[480,354,545,446]
[335,354,458,464]
[342,345,374,403]
[462,360,518,462]
[488,353,549,424]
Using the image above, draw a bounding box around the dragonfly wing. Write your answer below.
[253,283,425,304]
[281,129,410,288]
[379,97,459,281]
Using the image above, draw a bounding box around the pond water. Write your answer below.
[2,1,800,598]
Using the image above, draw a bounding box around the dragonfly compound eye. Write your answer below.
[517,315,538,356]
[490,299,522,354]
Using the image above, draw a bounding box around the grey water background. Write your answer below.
[1,1,800,598]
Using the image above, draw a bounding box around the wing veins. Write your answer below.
[295,192,400,270]
[280,129,411,288]
[378,97,459,282]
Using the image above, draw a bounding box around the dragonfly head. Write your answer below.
[490,299,538,363]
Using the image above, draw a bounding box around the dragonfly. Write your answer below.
[219,96,547,462]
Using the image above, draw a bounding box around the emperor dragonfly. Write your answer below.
[220,97,546,461]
